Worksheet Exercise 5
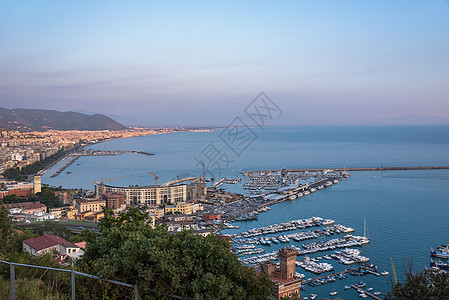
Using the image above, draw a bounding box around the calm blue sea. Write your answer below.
[42,126,449,299]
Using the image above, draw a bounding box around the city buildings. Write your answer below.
[74,197,106,213]
[102,192,125,210]
[97,178,205,207]
[0,128,201,177]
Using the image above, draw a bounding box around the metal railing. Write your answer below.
[1,259,182,300]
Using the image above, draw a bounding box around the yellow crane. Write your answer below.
[390,257,398,284]
[149,171,159,203]
[94,177,125,196]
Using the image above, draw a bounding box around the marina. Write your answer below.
[40,126,449,299]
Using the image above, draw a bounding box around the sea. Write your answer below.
[41,126,449,299]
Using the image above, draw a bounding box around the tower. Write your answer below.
[278,247,296,279]
[33,176,41,194]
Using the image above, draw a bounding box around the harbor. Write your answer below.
[39,126,449,299]
[225,214,391,298]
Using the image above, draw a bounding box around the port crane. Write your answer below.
[199,161,205,199]
[149,171,159,203]
[94,177,125,196]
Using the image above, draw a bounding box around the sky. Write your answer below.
[0,1,449,126]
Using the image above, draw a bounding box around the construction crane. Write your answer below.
[149,171,159,203]
[199,161,205,199]
[94,177,125,196]
[390,257,398,284]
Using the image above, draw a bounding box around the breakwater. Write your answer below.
[77,150,154,156]
[242,166,449,175]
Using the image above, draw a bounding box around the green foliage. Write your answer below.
[78,208,273,299]
[386,268,449,299]
[0,194,28,205]
[32,221,71,240]
[0,207,16,256]
[3,167,27,181]
[0,276,69,300]
[33,187,64,209]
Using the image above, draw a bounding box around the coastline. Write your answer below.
[36,128,214,179]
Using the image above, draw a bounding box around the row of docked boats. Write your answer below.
[230,216,325,239]
[334,249,370,264]
[234,224,344,246]
[296,258,334,274]
[298,234,370,255]
[430,244,449,259]
[430,259,449,270]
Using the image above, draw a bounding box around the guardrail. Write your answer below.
[0,260,184,300]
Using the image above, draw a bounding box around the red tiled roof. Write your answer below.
[75,242,87,249]
[23,235,71,251]
[1,201,46,210]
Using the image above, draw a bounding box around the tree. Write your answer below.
[0,207,16,256]
[78,208,273,299]
[33,187,63,208]
[386,268,449,299]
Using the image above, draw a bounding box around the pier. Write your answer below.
[350,284,383,300]
[49,156,79,178]
[302,267,359,284]
[76,150,154,156]
[242,166,449,175]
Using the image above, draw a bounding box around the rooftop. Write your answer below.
[23,235,72,251]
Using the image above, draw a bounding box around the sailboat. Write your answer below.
[361,218,370,244]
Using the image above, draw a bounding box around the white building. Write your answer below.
[22,235,80,257]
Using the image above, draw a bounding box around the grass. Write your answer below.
[0,276,69,300]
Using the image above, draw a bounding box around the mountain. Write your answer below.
[0,107,128,131]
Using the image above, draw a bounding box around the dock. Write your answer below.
[49,155,79,178]
[76,150,154,156]
[350,284,383,300]
[302,267,359,284]
[242,166,449,175]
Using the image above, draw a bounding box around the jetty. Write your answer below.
[242,166,449,175]
[350,284,382,300]
[76,150,154,156]
[302,267,359,284]
[49,156,79,178]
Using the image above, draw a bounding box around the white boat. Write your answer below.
[289,194,297,201]
[330,291,338,296]
[297,192,303,197]
[367,288,373,292]
[323,219,335,226]
[310,188,316,193]
[381,271,389,276]
[333,179,339,184]
[374,292,382,296]
[304,190,310,195]
[361,218,370,244]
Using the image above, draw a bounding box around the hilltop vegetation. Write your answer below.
[78,208,273,299]
[0,107,127,131]
[0,207,273,299]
